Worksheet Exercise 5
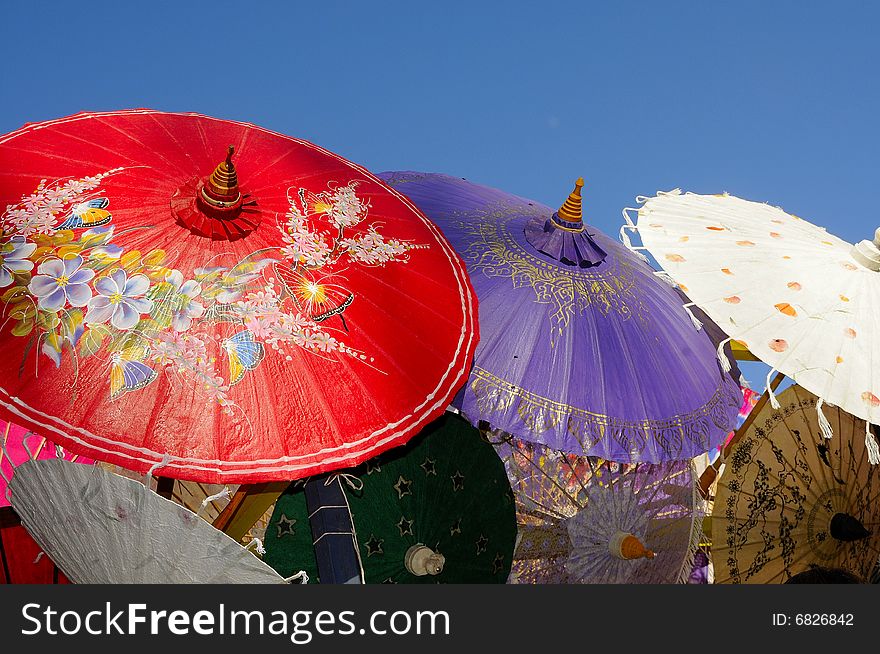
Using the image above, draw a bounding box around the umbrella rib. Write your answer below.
[519,448,583,512]
[89,115,194,180]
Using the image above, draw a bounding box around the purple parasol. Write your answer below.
[379,171,741,463]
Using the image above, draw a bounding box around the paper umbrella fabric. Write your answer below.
[0,110,477,483]
[2,418,93,508]
[264,412,517,583]
[711,385,880,583]
[9,457,289,583]
[494,436,701,583]
[379,171,741,463]
[631,189,880,462]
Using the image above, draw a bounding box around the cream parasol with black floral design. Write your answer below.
[711,384,879,583]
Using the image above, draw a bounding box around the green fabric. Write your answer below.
[264,412,516,583]
[262,480,317,582]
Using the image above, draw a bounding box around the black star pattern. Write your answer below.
[397,516,414,537]
[420,457,437,476]
[393,475,413,498]
[275,513,297,538]
[475,534,488,555]
[365,534,384,557]
[492,553,505,574]
[451,470,465,492]
[449,518,462,536]
[365,459,382,475]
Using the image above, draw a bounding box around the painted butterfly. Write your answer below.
[273,262,354,331]
[57,198,112,230]
[110,346,158,400]
[222,330,265,386]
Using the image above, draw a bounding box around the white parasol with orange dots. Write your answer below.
[625,190,880,463]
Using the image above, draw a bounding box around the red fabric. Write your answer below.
[0,509,69,584]
[0,110,477,483]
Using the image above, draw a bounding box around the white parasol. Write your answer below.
[626,190,880,462]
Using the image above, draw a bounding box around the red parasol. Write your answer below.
[0,110,477,483]
[1,508,70,584]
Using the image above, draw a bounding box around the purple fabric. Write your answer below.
[688,549,710,584]
[379,171,741,463]
[523,214,608,267]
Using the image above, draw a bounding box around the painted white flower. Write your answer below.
[341,227,412,265]
[27,255,95,310]
[307,331,337,352]
[0,237,37,287]
[85,269,153,330]
[323,183,368,229]
[165,269,204,332]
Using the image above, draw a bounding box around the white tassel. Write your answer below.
[246,538,266,555]
[144,453,172,490]
[325,473,364,491]
[866,423,880,465]
[716,338,732,373]
[683,303,703,330]
[739,374,750,390]
[816,398,834,440]
[618,227,650,263]
[198,487,232,514]
[285,570,309,584]
[766,369,780,410]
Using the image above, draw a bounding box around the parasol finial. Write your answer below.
[523,175,607,267]
[556,177,584,224]
[829,512,871,542]
[851,227,880,271]
[405,544,446,576]
[200,145,242,209]
[610,531,655,560]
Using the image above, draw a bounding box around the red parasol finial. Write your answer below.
[200,145,242,209]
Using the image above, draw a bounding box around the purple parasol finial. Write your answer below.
[523,177,607,268]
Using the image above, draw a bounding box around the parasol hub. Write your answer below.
[200,145,243,209]
[172,145,262,240]
[850,227,880,272]
[829,512,871,542]
[609,531,655,560]
[404,544,445,576]
[523,177,608,267]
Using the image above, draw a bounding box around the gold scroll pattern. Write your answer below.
[453,202,648,339]
[470,366,741,460]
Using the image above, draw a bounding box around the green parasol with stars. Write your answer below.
[264,412,516,583]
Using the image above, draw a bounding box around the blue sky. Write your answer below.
[4,1,877,388]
